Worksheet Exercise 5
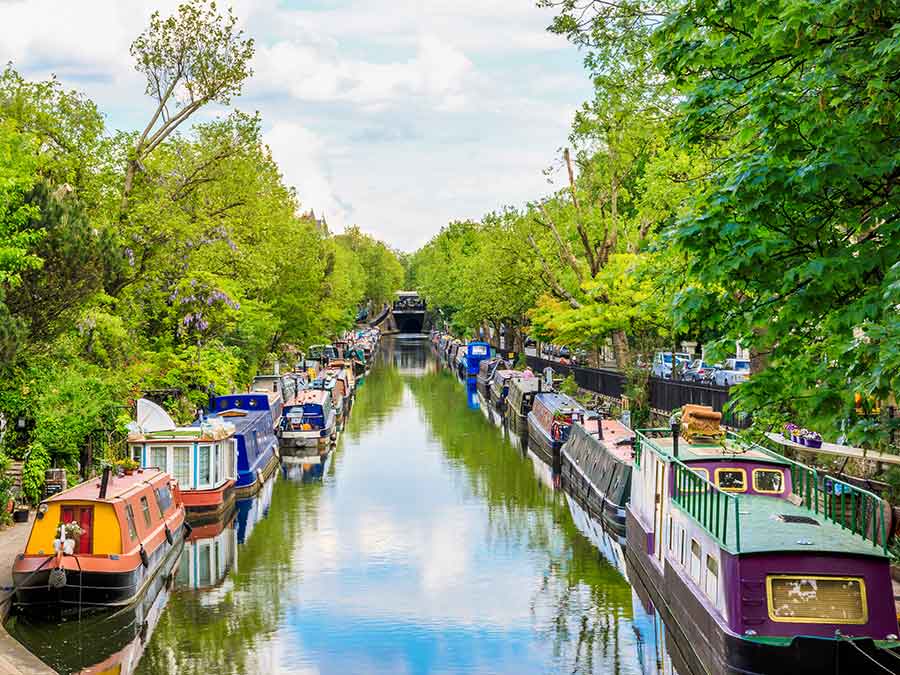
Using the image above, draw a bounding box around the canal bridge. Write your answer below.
[369,291,427,334]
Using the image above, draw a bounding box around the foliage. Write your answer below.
[559,374,578,397]
[21,441,49,504]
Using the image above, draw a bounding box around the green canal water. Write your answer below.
[8,339,678,674]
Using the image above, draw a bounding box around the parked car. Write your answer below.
[651,351,692,379]
[682,359,713,382]
[713,358,751,386]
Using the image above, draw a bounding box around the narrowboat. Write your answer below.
[475,357,504,402]
[506,376,541,436]
[307,344,339,371]
[560,415,634,541]
[488,368,522,412]
[128,399,237,523]
[13,467,186,613]
[207,393,281,499]
[526,392,584,475]
[311,373,346,428]
[464,341,491,379]
[279,388,337,450]
[626,415,900,673]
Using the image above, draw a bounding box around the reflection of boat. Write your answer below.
[564,492,629,579]
[526,449,556,490]
[176,514,237,594]
[465,380,480,410]
[561,417,634,540]
[234,472,277,545]
[14,467,186,613]
[627,427,900,674]
[8,538,181,675]
[282,449,331,482]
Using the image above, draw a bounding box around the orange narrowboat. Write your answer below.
[13,467,186,613]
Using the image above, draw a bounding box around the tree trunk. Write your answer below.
[611,330,630,369]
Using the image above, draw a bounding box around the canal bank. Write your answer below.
[0,516,54,675]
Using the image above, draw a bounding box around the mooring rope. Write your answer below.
[835,632,896,674]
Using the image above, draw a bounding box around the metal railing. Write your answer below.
[672,459,742,552]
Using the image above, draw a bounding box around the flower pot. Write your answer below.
[124,469,134,476]
[805,438,823,449]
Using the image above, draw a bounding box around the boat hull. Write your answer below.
[233,450,281,500]
[182,480,236,525]
[624,508,900,674]
[13,522,186,615]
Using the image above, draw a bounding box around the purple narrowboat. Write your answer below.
[626,425,900,673]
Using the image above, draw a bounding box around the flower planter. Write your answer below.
[804,438,823,449]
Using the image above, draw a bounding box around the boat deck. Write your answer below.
[649,436,789,465]
[687,492,890,557]
[581,419,635,463]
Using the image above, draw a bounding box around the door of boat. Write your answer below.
[653,460,666,563]
[61,505,94,554]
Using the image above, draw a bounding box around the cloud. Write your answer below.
[264,121,352,227]
[253,33,473,112]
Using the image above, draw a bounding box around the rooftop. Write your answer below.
[649,436,791,466]
[46,468,167,504]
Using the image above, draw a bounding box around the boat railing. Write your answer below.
[635,428,890,555]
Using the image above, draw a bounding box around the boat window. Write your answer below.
[199,445,212,486]
[681,467,710,492]
[705,556,719,603]
[140,496,153,527]
[471,345,488,356]
[715,468,747,492]
[173,446,191,487]
[667,516,675,552]
[125,504,138,540]
[249,398,258,408]
[679,530,686,566]
[690,539,702,583]
[767,575,867,625]
[130,444,143,463]
[150,445,167,471]
[753,468,784,494]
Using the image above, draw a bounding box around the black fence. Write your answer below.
[525,355,750,429]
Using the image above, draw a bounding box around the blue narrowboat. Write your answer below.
[464,341,492,378]
[209,393,281,498]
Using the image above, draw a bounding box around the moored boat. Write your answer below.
[626,419,900,673]
[475,356,503,402]
[464,341,491,379]
[560,415,634,541]
[488,368,522,412]
[13,467,186,613]
[128,399,237,524]
[208,392,281,499]
[526,392,584,475]
[279,388,337,451]
[506,376,541,437]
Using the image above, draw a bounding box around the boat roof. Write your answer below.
[646,435,792,466]
[509,378,541,395]
[293,389,330,405]
[45,468,168,504]
[715,494,889,557]
[534,392,581,412]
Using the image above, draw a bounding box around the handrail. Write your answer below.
[635,428,889,555]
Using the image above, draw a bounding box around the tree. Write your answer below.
[657,0,900,442]
[122,0,254,208]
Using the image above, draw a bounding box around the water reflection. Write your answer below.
[11,340,691,674]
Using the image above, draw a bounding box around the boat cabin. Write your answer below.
[208,394,281,495]
[465,341,491,377]
[627,427,899,671]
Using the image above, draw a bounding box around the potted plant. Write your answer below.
[117,457,140,475]
[803,430,823,449]
[54,521,84,555]
[784,423,800,444]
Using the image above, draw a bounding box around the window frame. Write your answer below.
[198,444,212,488]
[752,468,785,495]
[705,555,719,603]
[690,539,702,583]
[714,467,747,493]
[140,496,153,528]
[125,504,138,540]
[766,575,868,625]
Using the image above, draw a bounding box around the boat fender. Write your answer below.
[140,546,149,568]
[165,526,174,545]
[183,521,193,539]
[48,567,67,589]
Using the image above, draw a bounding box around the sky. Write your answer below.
[0,0,592,251]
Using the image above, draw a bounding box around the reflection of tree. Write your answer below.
[136,478,323,674]
[407,367,635,674]
[342,353,404,438]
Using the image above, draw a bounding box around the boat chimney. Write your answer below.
[671,420,680,458]
[99,465,111,499]
[596,412,604,440]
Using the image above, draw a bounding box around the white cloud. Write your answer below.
[264,121,351,227]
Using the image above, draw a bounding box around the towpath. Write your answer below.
[0,514,54,675]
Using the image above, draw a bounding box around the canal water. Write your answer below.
[8,339,679,675]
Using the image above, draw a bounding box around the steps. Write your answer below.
[4,462,23,494]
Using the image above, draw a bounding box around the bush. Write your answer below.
[559,374,578,396]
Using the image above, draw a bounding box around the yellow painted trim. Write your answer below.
[752,468,785,494]
[766,575,868,625]
[714,467,747,492]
